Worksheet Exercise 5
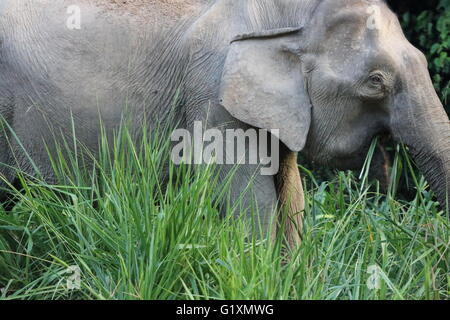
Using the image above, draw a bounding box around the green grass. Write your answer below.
[0,127,448,300]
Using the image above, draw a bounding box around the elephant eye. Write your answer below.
[369,73,384,85]
[359,71,391,100]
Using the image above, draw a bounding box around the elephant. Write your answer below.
[0,0,449,247]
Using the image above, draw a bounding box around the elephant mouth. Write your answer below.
[327,132,391,172]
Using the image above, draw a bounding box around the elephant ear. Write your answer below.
[219,27,311,152]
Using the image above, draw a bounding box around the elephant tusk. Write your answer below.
[274,151,305,249]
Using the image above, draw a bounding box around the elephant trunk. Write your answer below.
[391,77,450,212]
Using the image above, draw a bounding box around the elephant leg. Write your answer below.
[221,163,278,240]
[0,114,17,207]
[186,105,279,238]
[275,149,304,248]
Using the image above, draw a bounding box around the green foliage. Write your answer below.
[399,0,450,111]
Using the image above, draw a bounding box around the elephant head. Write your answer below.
[219,0,449,211]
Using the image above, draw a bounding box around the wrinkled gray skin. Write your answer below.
[0,0,449,234]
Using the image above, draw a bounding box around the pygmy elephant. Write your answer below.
[0,0,449,246]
